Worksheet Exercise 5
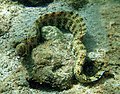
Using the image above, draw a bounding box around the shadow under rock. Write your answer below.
[11,0,54,7]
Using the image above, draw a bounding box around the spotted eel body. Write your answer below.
[15,11,105,83]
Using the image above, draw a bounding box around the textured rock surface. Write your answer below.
[0,0,120,94]
[0,1,22,35]
[23,27,74,90]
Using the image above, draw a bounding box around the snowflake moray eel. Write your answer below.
[15,11,105,83]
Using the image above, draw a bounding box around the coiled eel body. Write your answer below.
[15,11,105,83]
